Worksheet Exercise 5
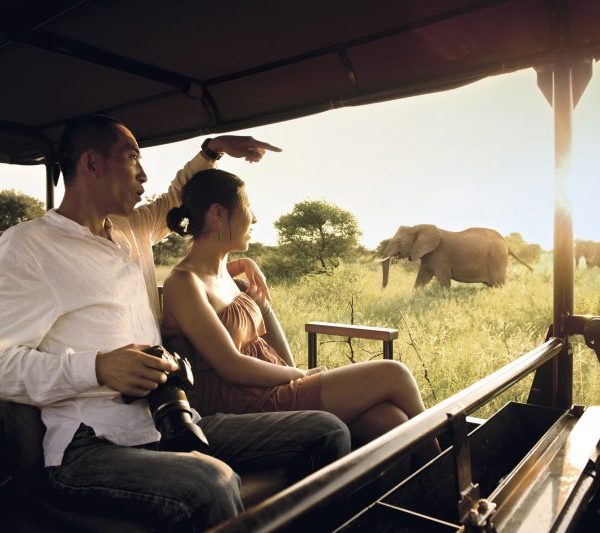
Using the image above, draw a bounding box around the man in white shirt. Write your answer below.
[0,115,350,530]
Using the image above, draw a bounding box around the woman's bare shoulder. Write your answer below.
[163,266,206,296]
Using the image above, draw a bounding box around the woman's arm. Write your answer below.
[231,277,294,366]
[252,295,296,367]
[226,257,271,303]
[163,270,304,386]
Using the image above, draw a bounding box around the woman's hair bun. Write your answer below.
[166,205,192,236]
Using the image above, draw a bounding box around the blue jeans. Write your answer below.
[45,411,350,531]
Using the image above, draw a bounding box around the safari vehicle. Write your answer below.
[2,1,600,531]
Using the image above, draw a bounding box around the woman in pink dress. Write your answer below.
[161,168,438,458]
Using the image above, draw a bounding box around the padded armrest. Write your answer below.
[304,322,399,368]
[305,322,398,341]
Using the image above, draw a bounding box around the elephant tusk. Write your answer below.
[375,256,391,263]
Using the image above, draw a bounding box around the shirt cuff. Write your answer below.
[190,150,217,172]
[69,349,101,390]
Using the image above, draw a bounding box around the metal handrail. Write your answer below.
[213,337,563,532]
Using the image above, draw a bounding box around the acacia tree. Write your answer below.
[274,200,361,272]
[142,194,189,265]
[505,232,542,264]
[0,189,45,231]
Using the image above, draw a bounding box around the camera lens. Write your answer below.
[124,346,209,453]
[148,384,209,452]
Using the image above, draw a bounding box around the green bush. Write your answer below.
[505,232,542,264]
[0,189,45,231]
[233,243,314,284]
[153,233,189,265]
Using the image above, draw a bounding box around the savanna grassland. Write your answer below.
[156,253,600,418]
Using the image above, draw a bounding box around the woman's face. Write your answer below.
[228,187,256,251]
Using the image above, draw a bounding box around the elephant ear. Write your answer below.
[410,226,441,260]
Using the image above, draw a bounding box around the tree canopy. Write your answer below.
[143,194,189,264]
[0,189,45,231]
[504,232,542,264]
[274,200,361,272]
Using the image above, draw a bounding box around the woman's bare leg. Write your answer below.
[318,360,426,422]
[350,401,411,475]
[349,401,409,442]
[318,360,441,459]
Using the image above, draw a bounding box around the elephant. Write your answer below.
[381,224,533,289]
[574,239,600,268]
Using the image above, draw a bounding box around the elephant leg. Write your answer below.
[486,274,506,287]
[485,270,506,287]
[485,280,505,287]
[414,265,433,288]
[435,270,451,289]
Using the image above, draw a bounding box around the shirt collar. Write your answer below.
[44,209,115,239]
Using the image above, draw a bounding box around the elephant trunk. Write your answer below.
[382,257,391,288]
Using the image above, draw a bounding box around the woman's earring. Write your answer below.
[179,217,190,234]
[217,227,222,241]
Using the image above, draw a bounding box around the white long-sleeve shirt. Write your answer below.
[0,152,212,466]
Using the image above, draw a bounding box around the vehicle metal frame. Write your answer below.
[2,2,600,531]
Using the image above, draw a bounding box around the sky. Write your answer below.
[1,65,599,251]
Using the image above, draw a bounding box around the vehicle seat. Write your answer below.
[0,399,149,532]
[0,400,290,531]
[0,283,300,529]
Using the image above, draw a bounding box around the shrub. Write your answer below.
[0,189,45,231]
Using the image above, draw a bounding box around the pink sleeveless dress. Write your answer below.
[164,292,321,416]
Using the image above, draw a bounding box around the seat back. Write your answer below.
[0,400,46,494]
[0,401,156,532]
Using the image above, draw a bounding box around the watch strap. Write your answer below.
[201,138,223,160]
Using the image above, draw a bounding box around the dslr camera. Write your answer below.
[123,345,209,453]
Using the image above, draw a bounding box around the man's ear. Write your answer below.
[79,150,103,178]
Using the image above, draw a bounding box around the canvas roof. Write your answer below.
[1,0,600,166]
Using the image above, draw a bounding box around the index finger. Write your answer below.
[139,352,177,371]
[252,140,282,153]
[252,274,272,303]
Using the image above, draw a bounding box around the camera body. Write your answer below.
[122,345,209,452]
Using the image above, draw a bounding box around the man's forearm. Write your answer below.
[132,151,215,245]
[0,346,100,405]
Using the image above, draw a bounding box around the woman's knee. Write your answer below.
[370,360,414,384]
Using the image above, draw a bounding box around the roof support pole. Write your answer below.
[551,62,574,408]
[529,60,591,408]
[553,63,574,336]
[45,160,54,209]
[541,59,593,408]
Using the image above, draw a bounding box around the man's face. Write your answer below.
[98,124,147,216]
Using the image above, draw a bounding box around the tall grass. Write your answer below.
[156,253,600,418]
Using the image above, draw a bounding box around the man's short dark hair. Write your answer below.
[58,115,126,185]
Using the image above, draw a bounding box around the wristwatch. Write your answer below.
[201,138,223,160]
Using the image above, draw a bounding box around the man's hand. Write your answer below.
[208,135,282,163]
[228,258,271,303]
[96,344,178,397]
